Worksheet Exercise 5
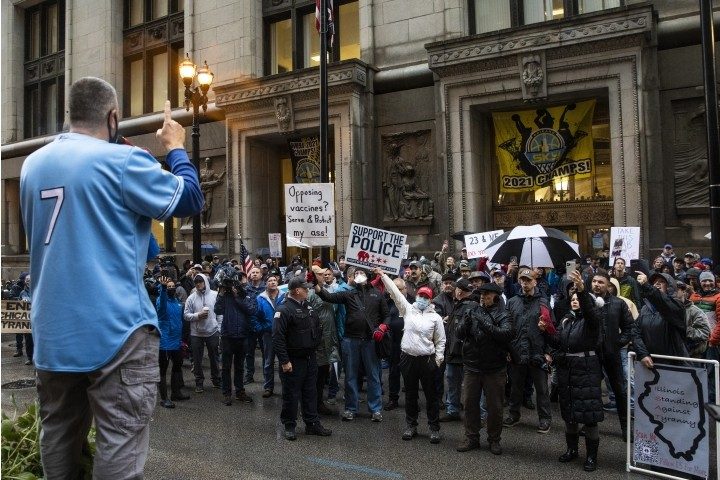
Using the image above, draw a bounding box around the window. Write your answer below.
[122,0,183,116]
[470,0,624,34]
[264,0,360,75]
[24,0,65,139]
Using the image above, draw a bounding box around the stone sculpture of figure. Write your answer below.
[199,157,225,227]
[397,164,433,220]
[383,142,405,221]
[275,96,292,133]
[383,141,433,222]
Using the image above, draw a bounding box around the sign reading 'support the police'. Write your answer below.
[284,183,336,247]
[633,362,709,479]
[345,224,407,275]
[1,300,31,333]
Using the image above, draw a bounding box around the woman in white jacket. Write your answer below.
[374,267,446,444]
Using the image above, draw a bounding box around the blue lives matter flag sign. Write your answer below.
[633,362,710,479]
[345,223,406,276]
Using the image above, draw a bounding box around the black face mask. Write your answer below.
[167,288,176,297]
[107,111,120,144]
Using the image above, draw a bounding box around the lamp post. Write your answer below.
[179,54,214,264]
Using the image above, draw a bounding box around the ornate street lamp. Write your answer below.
[179,54,214,264]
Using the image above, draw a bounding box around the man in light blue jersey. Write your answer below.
[20,77,204,480]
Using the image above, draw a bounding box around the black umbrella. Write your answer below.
[484,225,580,268]
[451,230,473,242]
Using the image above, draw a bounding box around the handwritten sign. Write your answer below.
[464,230,504,259]
[284,183,336,247]
[609,226,640,265]
[1,300,31,333]
[268,233,283,258]
[345,224,407,275]
[633,362,709,479]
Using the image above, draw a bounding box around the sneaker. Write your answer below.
[439,412,461,422]
[384,400,399,411]
[456,438,480,452]
[212,382,221,389]
[503,415,520,427]
[429,430,441,444]
[537,419,551,434]
[161,399,176,409]
[223,396,233,406]
[262,389,273,398]
[603,401,617,412]
[402,426,417,441]
[12,351,22,358]
[371,411,383,422]
[326,397,337,405]
[341,410,355,421]
[243,377,254,385]
[194,385,204,393]
[235,391,253,403]
[317,402,335,416]
[284,428,297,441]
[305,423,332,436]
[24,359,32,366]
[170,392,190,401]
[523,398,535,410]
[489,441,503,455]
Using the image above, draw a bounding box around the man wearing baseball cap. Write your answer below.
[504,267,553,434]
[660,243,675,265]
[690,270,720,398]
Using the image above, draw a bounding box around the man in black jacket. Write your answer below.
[273,276,332,441]
[504,268,553,433]
[456,283,513,455]
[590,271,633,436]
[214,279,257,406]
[316,268,390,422]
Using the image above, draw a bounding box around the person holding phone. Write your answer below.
[20,77,203,478]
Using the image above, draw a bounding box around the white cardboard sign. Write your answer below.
[609,226,640,265]
[268,233,283,258]
[464,230,504,259]
[345,223,406,275]
[284,183,336,247]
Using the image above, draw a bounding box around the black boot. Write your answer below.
[171,371,190,401]
[158,377,169,402]
[558,433,579,463]
[584,438,599,472]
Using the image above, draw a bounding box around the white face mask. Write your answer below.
[355,274,367,285]
[415,297,430,310]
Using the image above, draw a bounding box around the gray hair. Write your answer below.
[68,77,118,129]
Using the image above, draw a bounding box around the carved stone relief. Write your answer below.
[672,99,710,210]
[519,52,546,101]
[184,157,226,227]
[381,131,434,224]
[274,96,294,133]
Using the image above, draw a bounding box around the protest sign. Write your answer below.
[1,300,31,333]
[345,224,407,275]
[268,233,283,258]
[609,226,640,265]
[464,230,504,259]
[284,183,335,247]
[633,362,709,479]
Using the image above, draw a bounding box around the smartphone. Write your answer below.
[565,260,577,273]
[510,256,518,264]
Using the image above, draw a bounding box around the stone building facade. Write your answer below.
[1,0,718,278]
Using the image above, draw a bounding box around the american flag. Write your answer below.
[315,0,335,48]
[240,240,253,275]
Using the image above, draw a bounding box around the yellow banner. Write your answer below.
[1,300,31,333]
[493,100,596,193]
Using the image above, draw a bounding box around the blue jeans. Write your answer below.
[444,363,463,416]
[260,331,274,392]
[607,347,632,404]
[342,338,382,414]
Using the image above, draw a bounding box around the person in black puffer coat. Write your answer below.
[540,270,603,472]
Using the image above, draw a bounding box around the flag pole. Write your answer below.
[319,0,330,268]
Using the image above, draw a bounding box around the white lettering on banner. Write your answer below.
[1,300,31,333]
[345,223,407,275]
[464,230,504,259]
[284,183,336,247]
[633,362,709,478]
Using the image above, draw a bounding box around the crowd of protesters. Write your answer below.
[5,241,720,473]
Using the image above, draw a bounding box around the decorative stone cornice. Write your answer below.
[426,4,653,75]
[214,60,373,109]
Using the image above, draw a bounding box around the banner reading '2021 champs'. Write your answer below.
[493,100,596,193]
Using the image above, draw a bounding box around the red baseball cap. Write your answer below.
[416,286,434,299]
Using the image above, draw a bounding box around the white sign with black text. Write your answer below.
[268,233,283,258]
[464,230,504,259]
[609,226,640,265]
[345,224,407,275]
[284,183,336,247]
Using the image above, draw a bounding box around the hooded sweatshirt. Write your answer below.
[183,274,219,337]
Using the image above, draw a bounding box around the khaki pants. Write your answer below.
[37,326,160,480]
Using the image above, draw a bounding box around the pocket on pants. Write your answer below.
[116,365,160,435]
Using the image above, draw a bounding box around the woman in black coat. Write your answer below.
[539,270,603,472]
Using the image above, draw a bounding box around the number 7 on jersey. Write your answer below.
[40,187,64,245]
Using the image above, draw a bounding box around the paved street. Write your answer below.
[0,337,696,480]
